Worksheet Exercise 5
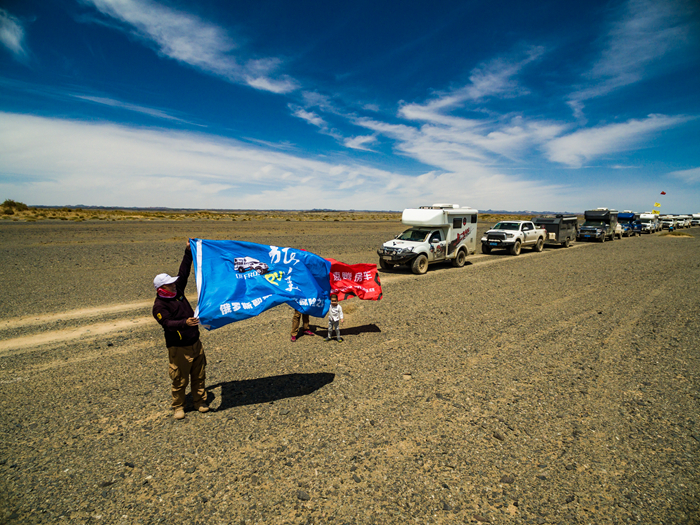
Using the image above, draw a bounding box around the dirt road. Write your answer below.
[0,220,698,524]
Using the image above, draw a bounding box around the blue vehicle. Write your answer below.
[618,211,640,237]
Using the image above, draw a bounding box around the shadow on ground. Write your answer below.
[207,372,335,411]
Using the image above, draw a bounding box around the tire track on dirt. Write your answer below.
[0,318,152,355]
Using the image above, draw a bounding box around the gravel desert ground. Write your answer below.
[1,217,699,525]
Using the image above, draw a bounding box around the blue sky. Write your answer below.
[1,0,699,213]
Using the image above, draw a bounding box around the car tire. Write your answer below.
[482,244,492,254]
[411,254,428,275]
[599,235,605,243]
[451,249,467,267]
[379,259,393,271]
[533,238,544,252]
[563,237,571,248]
[510,240,521,256]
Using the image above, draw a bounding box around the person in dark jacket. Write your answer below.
[152,242,208,420]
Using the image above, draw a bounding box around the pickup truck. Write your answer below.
[617,211,640,237]
[481,220,546,256]
[577,208,619,242]
[377,204,478,274]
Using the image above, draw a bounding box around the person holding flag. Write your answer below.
[152,242,209,420]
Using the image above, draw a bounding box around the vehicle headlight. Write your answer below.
[506,233,514,238]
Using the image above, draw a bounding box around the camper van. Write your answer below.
[377,204,478,274]
[617,211,640,237]
[577,208,619,242]
[635,213,660,234]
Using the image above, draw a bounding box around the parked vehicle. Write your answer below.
[635,213,660,234]
[675,215,691,228]
[691,214,700,226]
[377,204,478,274]
[617,211,640,237]
[577,208,619,242]
[660,216,677,230]
[481,220,547,255]
[532,215,578,247]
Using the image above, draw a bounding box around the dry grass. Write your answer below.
[659,231,693,237]
[2,208,403,223]
[3,208,579,224]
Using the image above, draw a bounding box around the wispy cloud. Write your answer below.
[0,9,28,61]
[543,114,688,167]
[669,166,700,183]
[343,135,376,151]
[82,0,297,93]
[399,46,544,121]
[568,0,695,118]
[72,94,193,123]
[0,112,572,211]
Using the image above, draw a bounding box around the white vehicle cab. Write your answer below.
[481,220,547,256]
[637,213,660,233]
[377,204,478,274]
[660,215,677,230]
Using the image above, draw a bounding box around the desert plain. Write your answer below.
[0,213,698,525]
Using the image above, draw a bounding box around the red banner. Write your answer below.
[326,259,382,301]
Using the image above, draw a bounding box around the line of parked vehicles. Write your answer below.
[377,204,700,275]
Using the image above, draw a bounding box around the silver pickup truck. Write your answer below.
[481,220,547,256]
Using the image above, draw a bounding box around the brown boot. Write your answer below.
[197,404,209,413]
[174,408,185,420]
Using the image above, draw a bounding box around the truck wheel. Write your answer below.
[411,254,428,275]
[379,259,393,271]
[563,237,571,248]
[610,232,615,241]
[482,244,491,254]
[533,238,544,252]
[510,240,521,256]
[451,249,466,267]
[599,235,605,243]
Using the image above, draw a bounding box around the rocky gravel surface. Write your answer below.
[0,220,699,525]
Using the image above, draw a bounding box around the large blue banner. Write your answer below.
[190,239,331,330]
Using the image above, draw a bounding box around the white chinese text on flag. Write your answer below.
[191,239,331,330]
[327,258,382,301]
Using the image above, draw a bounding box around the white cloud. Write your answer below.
[290,106,326,129]
[543,114,688,167]
[0,9,27,60]
[0,112,577,211]
[669,166,700,183]
[343,135,376,151]
[72,94,192,122]
[568,0,695,117]
[82,0,297,93]
[399,46,544,122]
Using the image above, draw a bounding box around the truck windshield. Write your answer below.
[582,220,606,227]
[493,222,520,230]
[618,218,633,224]
[397,229,429,242]
[640,218,652,223]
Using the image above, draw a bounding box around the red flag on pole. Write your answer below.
[660,191,666,195]
[327,259,382,301]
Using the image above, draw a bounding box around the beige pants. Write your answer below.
[291,310,310,338]
[168,340,207,410]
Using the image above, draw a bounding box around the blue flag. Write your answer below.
[190,239,331,330]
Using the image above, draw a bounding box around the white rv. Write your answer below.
[377,204,478,274]
[637,213,660,233]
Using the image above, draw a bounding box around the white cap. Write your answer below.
[153,273,179,289]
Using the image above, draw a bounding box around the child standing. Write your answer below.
[325,294,344,342]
